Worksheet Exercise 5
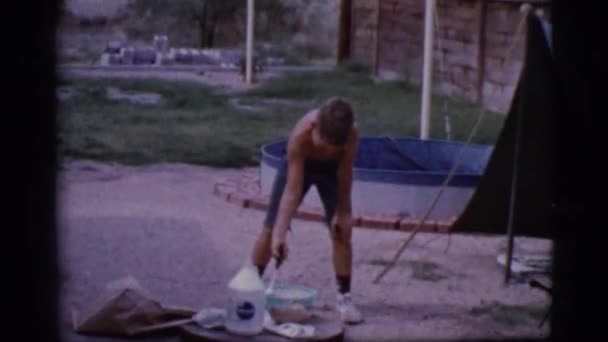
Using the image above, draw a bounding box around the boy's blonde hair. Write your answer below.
[317,97,354,146]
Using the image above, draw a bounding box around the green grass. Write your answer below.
[470,301,547,326]
[367,258,401,267]
[245,70,505,143]
[409,260,447,282]
[366,258,447,282]
[57,69,506,167]
[57,77,289,167]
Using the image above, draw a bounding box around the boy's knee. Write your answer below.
[330,225,352,244]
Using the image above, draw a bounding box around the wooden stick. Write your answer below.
[528,278,553,296]
[130,318,194,336]
[161,305,197,317]
[373,112,482,283]
[372,5,534,285]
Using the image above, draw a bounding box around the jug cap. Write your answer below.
[228,260,265,292]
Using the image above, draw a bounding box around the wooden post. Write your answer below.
[475,0,487,104]
[336,0,352,63]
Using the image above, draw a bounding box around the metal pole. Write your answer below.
[245,0,255,84]
[420,0,436,140]
[504,92,525,284]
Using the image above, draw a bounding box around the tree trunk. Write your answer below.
[198,3,208,48]
[198,19,207,48]
[206,16,216,48]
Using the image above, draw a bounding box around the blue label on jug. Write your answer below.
[236,301,255,320]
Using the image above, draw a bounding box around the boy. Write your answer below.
[250,97,363,324]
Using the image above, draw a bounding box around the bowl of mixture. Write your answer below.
[265,282,317,309]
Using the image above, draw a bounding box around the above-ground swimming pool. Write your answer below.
[260,136,494,222]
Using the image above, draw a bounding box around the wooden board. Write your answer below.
[180,309,344,342]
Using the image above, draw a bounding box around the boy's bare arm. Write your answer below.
[272,141,305,243]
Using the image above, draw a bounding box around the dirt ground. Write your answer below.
[57,160,551,341]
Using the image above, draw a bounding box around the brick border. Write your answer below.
[213,172,456,233]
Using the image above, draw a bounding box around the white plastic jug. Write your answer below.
[225,261,266,336]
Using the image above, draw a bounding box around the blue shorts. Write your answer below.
[264,158,350,229]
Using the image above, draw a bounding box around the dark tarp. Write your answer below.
[451,14,558,239]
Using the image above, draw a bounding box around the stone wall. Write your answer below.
[349,0,551,113]
[433,0,482,102]
[350,0,378,65]
[481,0,529,112]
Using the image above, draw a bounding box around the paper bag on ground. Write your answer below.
[72,275,195,336]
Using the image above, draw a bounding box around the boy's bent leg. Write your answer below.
[332,223,363,324]
[330,223,353,291]
[317,177,353,293]
[317,178,363,324]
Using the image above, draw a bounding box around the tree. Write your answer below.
[126,0,241,48]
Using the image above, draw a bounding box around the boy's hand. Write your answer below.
[272,236,288,267]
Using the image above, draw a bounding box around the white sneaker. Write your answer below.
[336,292,364,324]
